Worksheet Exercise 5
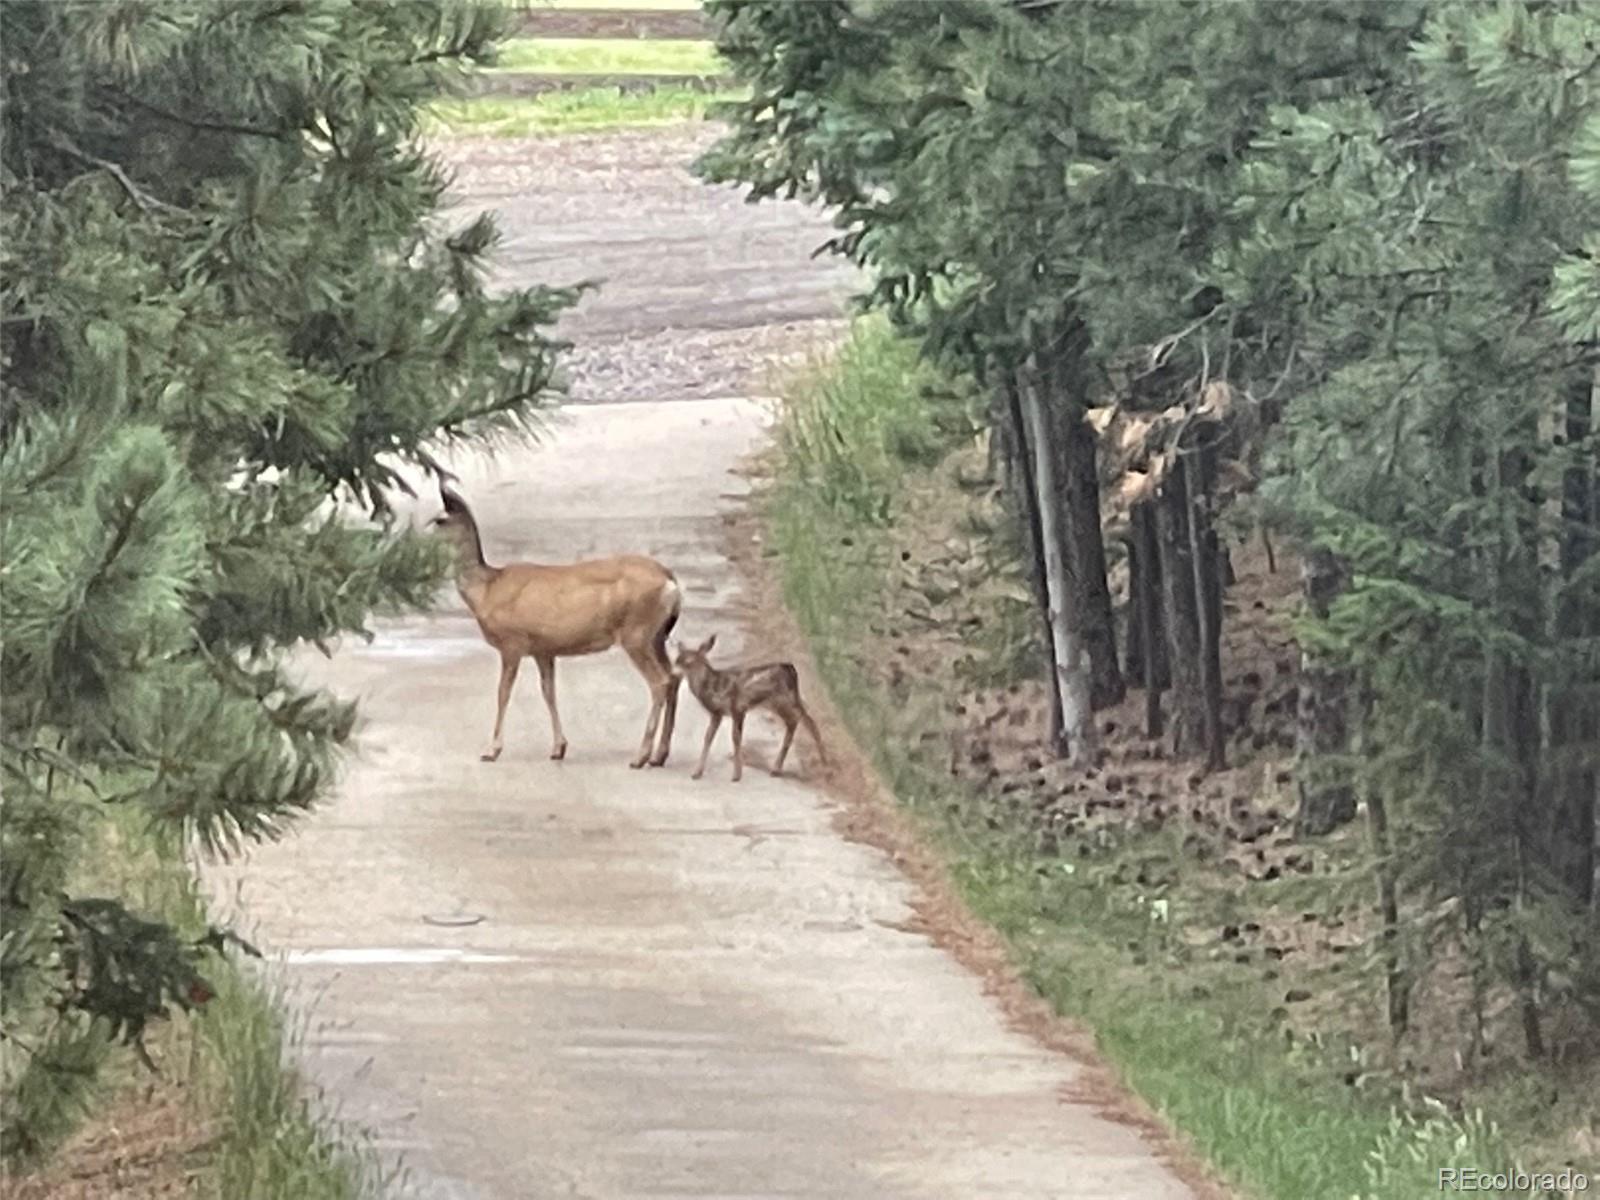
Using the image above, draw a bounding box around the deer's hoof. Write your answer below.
[550,743,568,761]
[628,757,647,770]
[770,767,784,777]
[480,747,502,763]
[690,770,704,781]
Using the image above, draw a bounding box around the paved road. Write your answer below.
[204,127,1196,1200]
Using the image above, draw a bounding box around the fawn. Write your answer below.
[673,634,825,781]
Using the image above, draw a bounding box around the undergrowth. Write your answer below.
[764,319,1577,1199]
[1,806,379,1198]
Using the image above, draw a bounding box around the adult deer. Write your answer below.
[430,484,681,769]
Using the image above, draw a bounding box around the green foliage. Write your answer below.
[1,0,575,1163]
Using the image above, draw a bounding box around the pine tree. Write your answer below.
[0,0,577,1158]
[1221,0,1600,1050]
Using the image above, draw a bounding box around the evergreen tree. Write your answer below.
[0,0,576,1158]
[1223,0,1600,1050]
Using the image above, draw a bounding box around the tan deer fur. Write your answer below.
[431,484,681,769]
[673,634,825,782]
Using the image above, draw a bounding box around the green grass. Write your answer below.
[533,0,700,10]
[763,319,1546,1200]
[424,87,744,136]
[490,37,721,75]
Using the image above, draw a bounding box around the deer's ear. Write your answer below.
[699,634,717,655]
[439,484,468,515]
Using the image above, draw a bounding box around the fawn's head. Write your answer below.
[673,634,718,675]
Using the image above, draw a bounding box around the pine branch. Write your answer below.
[50,135,182,216]
[99,87,294,141]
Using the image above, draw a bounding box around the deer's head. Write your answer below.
[431,484,485,568]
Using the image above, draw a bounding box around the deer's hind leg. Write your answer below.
[623,639,674,770]
[647,603,680,767]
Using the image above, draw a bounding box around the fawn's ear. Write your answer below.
[698,634,717,655]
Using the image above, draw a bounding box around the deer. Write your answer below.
[672,634,825,782]
[429,484,681,770]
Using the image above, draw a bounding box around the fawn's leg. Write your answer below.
[772,710,798,775]
[693,713,722,780]
[798,704,827,764]
[482,651,521,762]
[533,654,567,761]
[731,711,746,782]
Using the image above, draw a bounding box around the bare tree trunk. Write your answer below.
[1186,431,1226,772]
[1127,504,1168,739]
[1156,462,1204,756]
[1062,407,1124,709]
[1039,338,1123,711]
[1018,362,1096,763]
[1003,371,1064,750]
[1295,545,1356,837]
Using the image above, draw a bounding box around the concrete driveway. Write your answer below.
[203,126,1198,1200]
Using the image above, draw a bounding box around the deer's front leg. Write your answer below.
[482,651,521,762]
[692,713,721,780]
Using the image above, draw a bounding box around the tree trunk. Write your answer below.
[989,386,1016,498]
[1063,410,1124,710]
[1018,363,1096,763]
[1551,368,1597,905]
[1186,432,1226,772]
[1295,545,1356,837]
[1156,463,1204,757]
[1126,504,1168,739]
[1359,692,1409,1039]
[1003,371,1064,750]
[1042,339,1124,711]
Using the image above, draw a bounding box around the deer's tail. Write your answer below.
[653,575,681,674]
